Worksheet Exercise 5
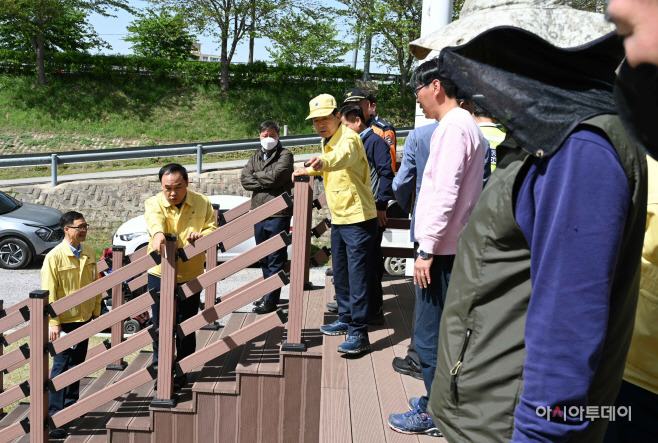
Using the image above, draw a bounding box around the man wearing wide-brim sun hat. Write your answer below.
[386,1,648,442]
[293,94,378,356]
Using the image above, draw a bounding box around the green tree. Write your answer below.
[0,0,133,86]
[0,7,108,53]
[153,0,290,92]
[338,0,422,93]
[265,8,352,67]
[124,8,198,60]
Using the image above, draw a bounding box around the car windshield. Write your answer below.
[0,191,21,215]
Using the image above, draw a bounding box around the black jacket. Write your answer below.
[362,129,394,211]
[240,143,294,217]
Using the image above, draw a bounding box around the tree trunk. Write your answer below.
[248,1,255,64]
[361,33,372,81]
[221,36,230,92]
[35,33,47,86]
[400,68,408,95]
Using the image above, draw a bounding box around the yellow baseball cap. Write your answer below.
[306,94,338,120]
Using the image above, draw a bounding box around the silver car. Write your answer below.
[0,191,64,269]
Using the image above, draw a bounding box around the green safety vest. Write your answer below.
[428,115,647,443]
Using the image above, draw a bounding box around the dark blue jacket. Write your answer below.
[360,128,394,211]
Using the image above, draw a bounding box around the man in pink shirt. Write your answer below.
[388,58,486,437]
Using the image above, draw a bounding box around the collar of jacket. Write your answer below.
[323,124,346,151]
[258,142,282,162]
[58,240,92,259]
[159,191,192,209]
[360,127,374,141]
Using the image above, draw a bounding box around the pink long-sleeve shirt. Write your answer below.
[415,107,486,255]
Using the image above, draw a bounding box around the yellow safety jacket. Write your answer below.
[145,190,217,283]
[42,241,102,326]
[307,124,377,225]
[624,155,658,395]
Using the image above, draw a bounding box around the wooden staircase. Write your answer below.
[0,275,449,443]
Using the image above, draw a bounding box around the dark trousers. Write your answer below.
[406,243,420,365]
[604,380,658,443]
[332,218,378,338]
[148,273,201,366]
[254,216,291,304]
[49,320,90,416]
[415,253,454,412]
[369,224,385,316]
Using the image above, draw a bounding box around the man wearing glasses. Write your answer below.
[41,211,102,438]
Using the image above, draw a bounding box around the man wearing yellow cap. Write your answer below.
[293,94,378,355]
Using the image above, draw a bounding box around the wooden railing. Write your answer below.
[0,179,330,442]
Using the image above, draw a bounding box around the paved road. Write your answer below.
[0,262,329,328]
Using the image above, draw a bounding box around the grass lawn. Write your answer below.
[1,335,152,415]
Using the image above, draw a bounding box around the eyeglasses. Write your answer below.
[66,224,90,231]
[413,84,430,99]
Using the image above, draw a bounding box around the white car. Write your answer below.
[113,195,292,260]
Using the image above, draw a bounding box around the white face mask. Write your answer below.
[260,137,277,151]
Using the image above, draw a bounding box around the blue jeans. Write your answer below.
[254,216,291,304]
[415,253,454,412]
[148,273,200,366]
[332,218,378,338]
[49,320,90,416]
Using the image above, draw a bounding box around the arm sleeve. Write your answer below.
[240,153,263,191]
[306,135,361,174]
[254,150,295,189]
[145,198,166,238]
[511,132,631,443]
[373,138,395,210]
[415,125,468,253]
[200,198,218,236]
[42,257,61,326]
[392,131,417,213]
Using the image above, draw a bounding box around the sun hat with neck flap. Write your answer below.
[408,0,625,159]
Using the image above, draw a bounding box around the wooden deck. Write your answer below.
[320,274,448,443]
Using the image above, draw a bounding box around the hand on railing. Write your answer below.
[151,231,166,254]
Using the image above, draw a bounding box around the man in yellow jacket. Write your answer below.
[145,163,216,390]
[293,94,378,355]
[41,211,102,438]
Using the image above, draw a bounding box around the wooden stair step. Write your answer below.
[62,351,153,443]
[0,403,28,431]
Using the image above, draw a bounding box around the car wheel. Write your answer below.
[384,257,406,276]
[124,319,141,335]
[0,237,32,269]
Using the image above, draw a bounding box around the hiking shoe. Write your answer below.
[173,374,188,391]
[326,302,338,313]
[368,308,385,325]
[388,408,443,437]
[337,334,370,354]
[320,320,349,336]
[253,296,266,307]
[408,397,421,411]
[253,300,277,314]
[392,356,423,380]
[326,269,334,276]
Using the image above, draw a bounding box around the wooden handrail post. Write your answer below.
[150,234,178,408]
[201,204,221,331]
[107,246,128,370]
[30,289,50,443]
[281,176,313,352]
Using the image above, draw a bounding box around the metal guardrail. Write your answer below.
[0,128,412,186]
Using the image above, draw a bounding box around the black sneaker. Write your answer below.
[253,300,277,314]
[326,269,333,276]
[173,374,188,391]
[253,296,266,307]
[326,302,338,313]
[392,356,423,380]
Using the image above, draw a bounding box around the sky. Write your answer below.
[87,0,389,71]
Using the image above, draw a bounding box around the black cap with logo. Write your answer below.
[342,87,368,105]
